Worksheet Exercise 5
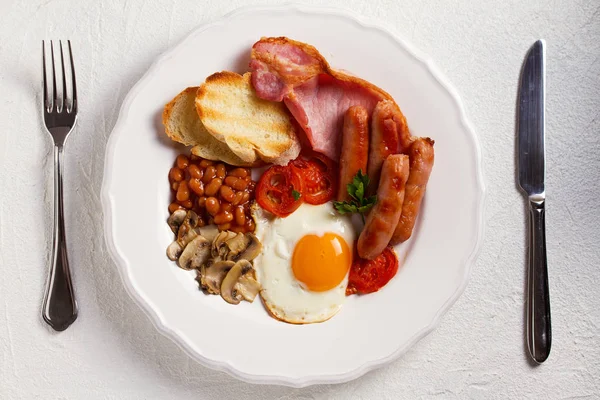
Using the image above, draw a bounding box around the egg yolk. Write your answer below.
[292,233,352,292]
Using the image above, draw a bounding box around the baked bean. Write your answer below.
[245,217,256,232]
[216,163,226,179]
[168,202,184,214]
[214,211,233,225]
[178,199,193,209]
[205,178,222,196]
[232,191,245,205]
[218,222,232,231]
[229,225,245,233]
[176,154,189,170]
[234,206,246,226]
[241,191,250,204]
[231,178,248,191]
[188,164,203,180]
[189,178,204,196]
[202,166,216,183]
[220,202,233,213]
[176,181,190,202]
[224,176,238,187]
[197,217,206,227]
[169,167,184,183]
[205,197,220,216]
[220,185,235,202]
[168,152,257,218]
[229,168,249,178]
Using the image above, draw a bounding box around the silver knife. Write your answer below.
[517,39,551,363]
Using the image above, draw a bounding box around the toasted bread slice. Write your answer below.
[195,71,301,165]
[162,87,253,166]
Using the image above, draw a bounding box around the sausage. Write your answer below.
[337,106,370,201]
[367,101,399,194]
[357,154,410,260]
[391,137,435,244]
[394,105,413,154]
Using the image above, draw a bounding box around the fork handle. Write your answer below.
[42,145,78,331]
[527,198,551,362]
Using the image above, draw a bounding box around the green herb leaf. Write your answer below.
[358,203,375,214]
[333,170,377,224]
[292,190,301,201]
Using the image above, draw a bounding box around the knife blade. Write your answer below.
[518,40,546,197]
[517,39,551,363]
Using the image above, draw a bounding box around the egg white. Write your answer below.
[252,203,357,324]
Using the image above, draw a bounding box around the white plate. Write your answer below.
[101,4,485,387]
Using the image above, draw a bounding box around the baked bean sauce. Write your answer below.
[168,153,256,233]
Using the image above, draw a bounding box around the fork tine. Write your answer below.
[50,41,58,112]
[42,41,49,112]
[67,40,77,113]
[59,41,68,113]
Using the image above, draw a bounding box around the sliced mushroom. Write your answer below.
[212,230,237,258]
[235,275,261,302]
[197,224,219,242]
[166,241,183,261]
[178,235,210,270]
[177,211,199,245]
[184,210,199,228]
[220,260,253,305]
[177,228,198,248]
[223,232,262,262]
[224,233,249,261]
[167,209,187,233]
[234,232,262,261]
[202,260,235,294]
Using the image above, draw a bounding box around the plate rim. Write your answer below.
[100,2,486,388]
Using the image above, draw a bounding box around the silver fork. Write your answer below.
[42,40,78,331]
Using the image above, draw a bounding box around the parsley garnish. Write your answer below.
[333,170,377,223]
[292,189,301,201]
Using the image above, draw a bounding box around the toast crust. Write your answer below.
[162,87,256,166]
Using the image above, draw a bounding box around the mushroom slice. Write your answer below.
[235,275,261,302]
[220,260,253,305]
[225,233,262,262]
[202,260,235,294]
[224,233,250,261]
[167,209,187,233]
[178,235,210,270]
[176,211,199,245]
[177,228,198,248]
[184,210,199,228]
[166,241,183,261]
[197,224,219,242]
[238,233,262,262]
[212,231,237,258]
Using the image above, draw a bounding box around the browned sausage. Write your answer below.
[367,101,399,194]
[367,100,413,194]
[337,106,370,201]
[394,105,413,154]
[357,154,410,260]
[391,137,435,244]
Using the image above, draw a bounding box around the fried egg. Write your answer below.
[252,203,356,324]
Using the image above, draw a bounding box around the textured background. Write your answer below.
[1,0,599,398]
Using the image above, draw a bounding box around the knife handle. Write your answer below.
[527,198,551,363]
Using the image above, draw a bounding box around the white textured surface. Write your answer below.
[0,0,598,398]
